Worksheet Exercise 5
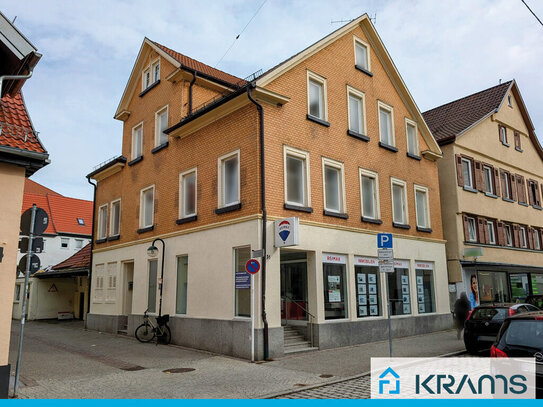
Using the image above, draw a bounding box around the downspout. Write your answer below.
[188,71,197,114]
[247,84,269,360]
[85,176,97,328]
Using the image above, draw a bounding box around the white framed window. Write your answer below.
[14,284,21,302]
[414,185,430,229]
[347,86,366,136]
[534,230,541,250]
[106,262,117,303]
[322,158,346,214]
[152,60,160,83]
[467,217,477,242]
[234,246,251,317]
[486,221,496,244]
[155,105,168,147]
[218,150,240,208]
[75,239,83,250]
[353,36,370,71]
[97,204,108,239]
[307,71,327,121]
[503,172,511,199]
[461,158,473,189]
[483,165,494,194]
[284,146,310,207]
[378,101,395,146]
[179,168,197,218]
[110,199,121,236]
[520,226,527,248]
[93,264,104,303]
[140,186,155,229]
[500,125,508,145]
[142,59,160,90]
[405,118,419,156]
[505,224,513,247]
[391,178,408,225]
[131,122,143,160]
[508,95,512,107]
[359,168,379,220]
[142,68,151,90]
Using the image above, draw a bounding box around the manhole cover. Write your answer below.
[163,368,195,374]
[121,366,145,371]
[320,374,333,378]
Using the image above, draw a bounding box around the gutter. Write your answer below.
[85,176,97,327]
[0,69,33,97]
[247,84,269,361]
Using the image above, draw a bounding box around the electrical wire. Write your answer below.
[215,0,268,68]
[521,0,543,28]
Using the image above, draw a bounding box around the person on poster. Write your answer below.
[453,292,471,340]
[469,274,479,309]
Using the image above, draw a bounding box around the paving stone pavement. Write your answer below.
[8,320,465,399]
[274,375,371,399]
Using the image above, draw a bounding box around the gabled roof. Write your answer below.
[21,185,93,236]
[422,81,512,143]
[24,178,62,196]
[50,243,90,272]
[0,91,46,153]
[254,14,442,158]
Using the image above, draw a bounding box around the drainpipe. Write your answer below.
[85,176,97,328]
[247,84,269,360]
[188,71,197,114]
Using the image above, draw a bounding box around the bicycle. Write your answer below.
[135,309,171,345]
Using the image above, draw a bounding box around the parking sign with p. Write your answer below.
[377,233,393,249]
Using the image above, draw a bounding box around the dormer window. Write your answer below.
[77,218,85,226]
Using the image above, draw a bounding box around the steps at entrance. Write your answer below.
[283,326,318,355]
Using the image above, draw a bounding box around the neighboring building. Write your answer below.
[0,11,48,398]
[423,80,543,309]
[17,179,93,272]
[87,14,449,360]
[12,244,90,321]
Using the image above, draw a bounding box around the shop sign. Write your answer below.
[415,261,434,270]
[393,259,409,269]
[355,256,378,266]
[322,253,347,264]
[274,217,300,248]
[463,247,483,258]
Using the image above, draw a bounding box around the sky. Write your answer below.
[2,0,542,201]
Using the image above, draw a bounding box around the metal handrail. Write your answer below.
[282,295,315,348]
[282,295,315,319]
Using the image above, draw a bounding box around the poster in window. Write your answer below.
[401,275,409,285]
[368,284,377,294]
[402,294,410,304]
[369,295,377,305]
[403,304,411,314]
[328,275,340,283]
[401,285,409,294]
[358,295,367,305]
[368,274,377,284]
[418,304,425,313]
[329,289,341,303]
[358,284,366,294]
[357,273,366,284]
[416,275,423,285]
[418,294,424,303]
[369,305,378,316]
[359,306,368,316]
[417,285,424,295]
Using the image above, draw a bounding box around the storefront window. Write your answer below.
[234,247,251,317]
[323,253,348,320]
[176,256,188,314]
[531,274,543,296]
[509,273,529,302]
[354,257,381,317]
[147,259,157,313]
[478,271,510,303]
[387,261,411,316]
[415,262,435,314]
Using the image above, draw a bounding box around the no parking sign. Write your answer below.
[245,259,260,274]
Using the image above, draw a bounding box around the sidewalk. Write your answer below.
[9,320,464,398]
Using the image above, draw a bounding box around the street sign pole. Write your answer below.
[386,275,392,357]
[14,204,36,397]
[251,273,255,363]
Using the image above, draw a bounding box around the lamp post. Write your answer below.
[147,238,165,317]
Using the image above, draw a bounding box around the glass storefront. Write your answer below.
[477,271,510,303]
[509,273,529,302]
[415,262,435,314]
[323,253,348,320]
[531,274,543,296]
[354,257,381,317]
[387,260,411,316]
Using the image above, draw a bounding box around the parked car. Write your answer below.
[526,295,543,310]
[464,303,540,354]
[491,311,543,398]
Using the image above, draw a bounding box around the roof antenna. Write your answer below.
[331,18,355,24]
[370,13,377,24]
[12,16,17,24]
[499,78,502,84]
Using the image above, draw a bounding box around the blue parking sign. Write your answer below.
[377,233,393,248]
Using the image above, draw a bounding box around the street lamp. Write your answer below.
[147,238,165,317]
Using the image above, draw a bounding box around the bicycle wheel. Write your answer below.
[157,325,171,345]
[135,322,155,343]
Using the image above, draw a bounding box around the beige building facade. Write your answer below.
[424,80,543,309]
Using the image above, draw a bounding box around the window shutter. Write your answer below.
[474,161,484,192]
[500,170,507,196]
[528,180,535,206]
[535,183,541,206]
[510,174,517,201]
[520,176,527,203]
[455,154,464,187]
[513,225,520,248]
[493,168,500,196]
[527,227,534,250]
[496,222,505,246]
[477,217,486,244]
[462,214,470,241]
[514,132,521,149]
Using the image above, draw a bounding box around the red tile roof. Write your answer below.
[21,184,93,236]
[51,243,90,271]
[24,178,62,196]
[0,92,46,153]
[422,81,512,143]
[152,40,244,87]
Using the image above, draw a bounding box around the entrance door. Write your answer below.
[280,261,308,324]
[122,262,134,315]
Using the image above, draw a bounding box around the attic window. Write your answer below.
[508,95,512,107]
[142,60,160,91]
[77,218,85,226]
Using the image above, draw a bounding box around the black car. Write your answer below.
[526,295,543,310]
[491,311,543,398]
[464,303,539,354]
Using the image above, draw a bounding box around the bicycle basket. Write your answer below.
[156,314,169,325]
